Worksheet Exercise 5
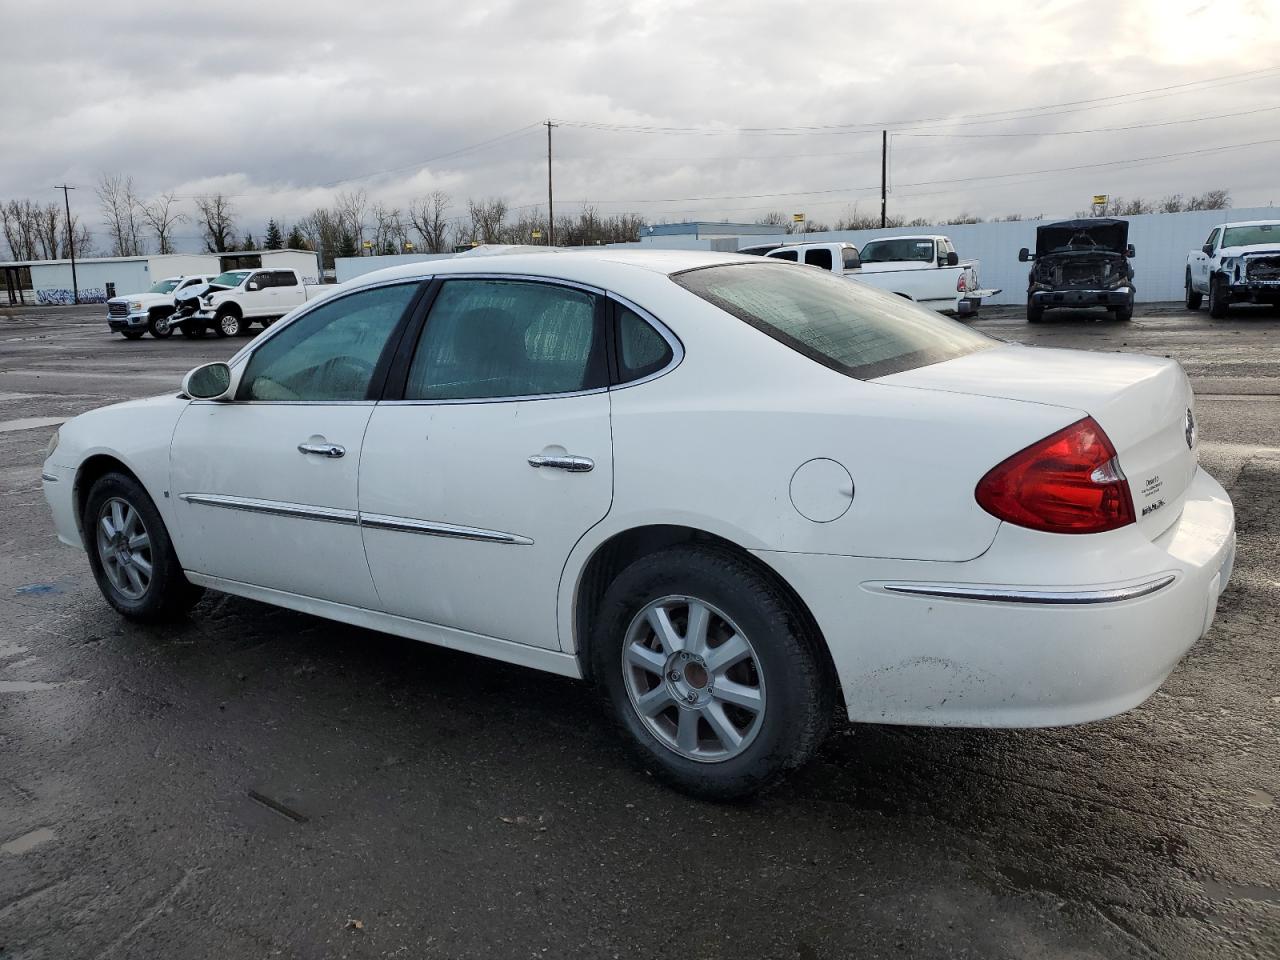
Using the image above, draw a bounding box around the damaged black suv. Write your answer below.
[1019,218,1136,323]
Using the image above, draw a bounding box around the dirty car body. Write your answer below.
[42,251,1234,798]
[1021,219,1136,322]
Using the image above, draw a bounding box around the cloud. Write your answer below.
[3,0,1277,251]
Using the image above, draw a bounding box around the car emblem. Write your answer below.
[1185,408,1196,450]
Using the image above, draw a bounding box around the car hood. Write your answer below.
[1221,243,1280,257]
[1035,218,1128,257]
[107,292,169,306]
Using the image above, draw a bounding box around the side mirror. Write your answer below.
[1126,244,1136,258]
[182,362,236,401]
[247,281,260,291]
[1018,247,1032,262]
[941,251,959,267]
[1202,243,1213,256]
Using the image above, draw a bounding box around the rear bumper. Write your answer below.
[1031,287,1133,308]
[757,465,1234,728]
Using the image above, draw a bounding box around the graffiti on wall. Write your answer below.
[36,288,107,304]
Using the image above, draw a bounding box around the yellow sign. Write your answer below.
[361,240,372,248]
[792,213,805,223]
[531,229,543,239]
[1092,195,1108,206]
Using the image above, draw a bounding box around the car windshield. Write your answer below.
[1222,224,1280,247]
[147,280,179,294]
[673,261,992,379]
[210,270,251,287]
[857,239,936,263]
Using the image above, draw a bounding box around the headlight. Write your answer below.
[129,301,143,311]
[44,428,60,460]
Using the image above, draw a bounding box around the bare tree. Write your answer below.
[142,192,187,254]
[1,200,42,260]
[369,202,409,254]
[195,193,237,252]
[335,189,368,250]
[36,203,63,259]
[1159,194,1185,213]
[298,207,344,268]
[466,197,508,244]
[97,173,145,256]
[409,191,453,253]
[1188,188,1231,210]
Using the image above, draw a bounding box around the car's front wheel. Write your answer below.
[216,310,244,337]
[592,545,832,800]
[1027,298,1045,323]
[1208,275,1231,319]
[1111,302,1133,322]
[83,472,203,621]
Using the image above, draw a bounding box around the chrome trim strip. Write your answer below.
[358,512,533,545]
[40,472,59,482]
[880,575,1176,605]
[379,386,609,407]
[177,493,359,526]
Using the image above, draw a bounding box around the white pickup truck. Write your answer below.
[105,275,213,339]
[182,268,325,337]
[1186,220,1280,318]
[758,235,998,315]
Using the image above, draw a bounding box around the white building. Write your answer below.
[2,249,321,305]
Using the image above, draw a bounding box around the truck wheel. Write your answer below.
[177,322,205,338]
[591,545,834,800]
[1111,302,1133,322]
[1027,299,1045,324]
[149,313,174,338]
[1208,275,1230,319]
[215,310,244,337]
[1185,271,1203,311]
[120,330,144,340]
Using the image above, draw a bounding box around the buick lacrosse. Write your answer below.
[42,251,1235,798]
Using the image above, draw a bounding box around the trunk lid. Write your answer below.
[877,344,1197,539]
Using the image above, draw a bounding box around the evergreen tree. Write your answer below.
[337,228,357,258]
[263,219,284,249]
[286,224,307,249]
[241,233,257,251]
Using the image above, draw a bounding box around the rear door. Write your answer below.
[358,276,615,650]
[271,270,305,314]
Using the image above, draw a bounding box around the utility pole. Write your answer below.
[54,185,79,304]
[546,119,555,246]
[879,130,887,229]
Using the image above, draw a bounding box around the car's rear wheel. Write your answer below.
[149,313,173,338]
[591,545,832,800]
[83,472,203,621]
[1027,298,1045,323]
[216,309,244,337]
[1208,275,1230,319]
[1185,271,1203,310]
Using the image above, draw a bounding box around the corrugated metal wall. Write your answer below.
[30,260,151,303]
[738,207,1279,305]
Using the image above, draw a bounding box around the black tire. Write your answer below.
[148,312,174,338]
[120,330,144,340]
[1208,275,1230,319]
[83,472,204,622]
[1185,271,1203,311]
[1111,302,1133,322]
[215,309,243,338]
[177,321,206,338]
[1027,298,1045,324]
[590,544,833,800]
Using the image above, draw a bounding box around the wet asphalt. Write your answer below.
[0,302,1276,960]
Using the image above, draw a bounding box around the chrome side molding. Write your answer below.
[359,513,534,545]
[879,575,1176,605]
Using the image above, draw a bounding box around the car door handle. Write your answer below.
[527,454,594,473]
[298,442,345,458]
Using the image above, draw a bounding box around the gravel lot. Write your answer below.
[1,301,1277,959]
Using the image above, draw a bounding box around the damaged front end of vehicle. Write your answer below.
[1019,218,1136,321]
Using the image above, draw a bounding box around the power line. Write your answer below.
[894,103,1280,138]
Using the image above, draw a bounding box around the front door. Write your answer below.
[168,281,425,607]
[1192,229,1219,291]
[359,277,614,650]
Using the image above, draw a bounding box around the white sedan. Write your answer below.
[42,251,1235,799]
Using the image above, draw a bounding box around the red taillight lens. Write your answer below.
[975,417,1135,534]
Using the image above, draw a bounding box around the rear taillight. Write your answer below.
[956,274,967,292]
[975,417,1135,534]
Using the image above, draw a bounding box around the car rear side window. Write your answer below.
[673,261,992,380]
[804,248,833,271]
[615,304,673,383]
[274,271,298,287]
[405,279,607,400]
[769,249,798,262]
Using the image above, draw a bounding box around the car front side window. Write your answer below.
[237,282,421,402]
[404,279,606,400]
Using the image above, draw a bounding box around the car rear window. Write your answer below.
[672,261,992,380]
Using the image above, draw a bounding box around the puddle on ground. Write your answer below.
[15,583,65,596]
[1243,787,1275,809]
[0,415,66,434]
[0,680,66,693]
[1,827,55,855]
[1203,879,1280,904]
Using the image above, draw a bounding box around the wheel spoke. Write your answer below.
[110,500,125,532]
[646,605,684,654]
[676,708,701,753]
[127,532,150,551]
[702,703,743,752]
[129,553,153,577]
[625,642,666,675]
[124,563,145,594]
[714,678,763,713]
[704,633,750,675]
[122,505,141,537]
[100,515,117,540]
[684,601,711,658]
[635,684,675,717]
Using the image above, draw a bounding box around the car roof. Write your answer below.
[340,248,757,292]
[1217,220,1280,228]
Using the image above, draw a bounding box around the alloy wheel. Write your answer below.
[95,497,153,600]
[621,596,766,762]
[219,314,240,336]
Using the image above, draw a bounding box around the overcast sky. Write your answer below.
[3,0,1278,251]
